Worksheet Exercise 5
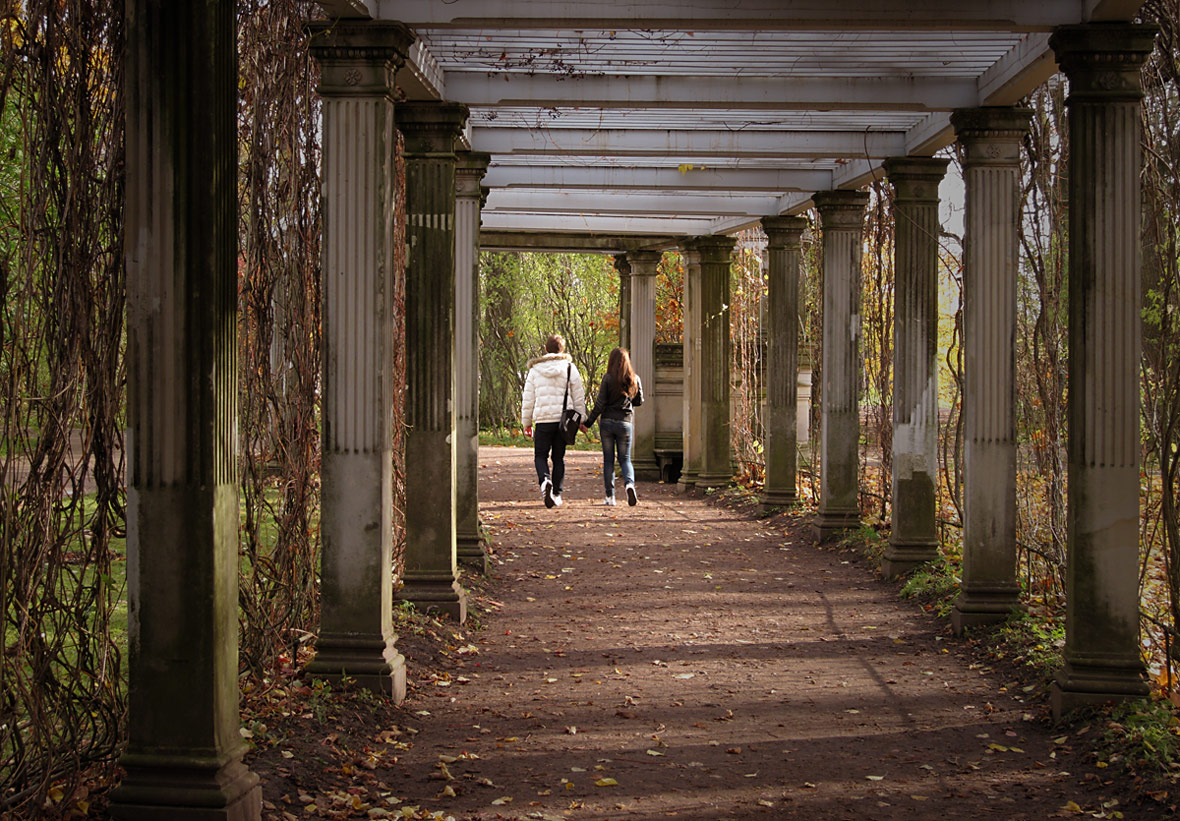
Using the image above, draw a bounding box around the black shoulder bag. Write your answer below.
[559,364,582,445]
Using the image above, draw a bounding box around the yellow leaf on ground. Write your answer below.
[595,778,619,787]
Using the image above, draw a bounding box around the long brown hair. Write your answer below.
[606,347,638,398]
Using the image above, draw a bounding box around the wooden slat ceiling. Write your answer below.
[331,0,1149,239]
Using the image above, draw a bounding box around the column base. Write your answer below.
[109,752,261,821]
[456,531,488,574]
[632,456,661,482]
[950,584,1021,635]
[812,509,860,541]
[1051,659,1149,721]
[305,634,407,703]
[694,471,731,491]
[677,469,698,494]
[399,576,467,623]
[760,488,797,510]
[881,539,938,579]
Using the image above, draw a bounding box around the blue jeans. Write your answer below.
[533,422,567,493]
[599,418,634,496]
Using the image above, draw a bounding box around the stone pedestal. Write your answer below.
[678,242,703,492]
[761,216,809,508]
[455,152,490,572]
[694,235,738,490]
[1049,23,1156,718]
[109,3,262,818]
[628,250,662,480]
[950,107,1031,632]
[881,158,949,578]
[812,191,870,539]
[397,101,468,624]
[302,21,413,700]
[615,253,632,350]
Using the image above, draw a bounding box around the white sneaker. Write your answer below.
[602,496,616,506]
[626,484,638,506]
[552,492,563,507]
[542,478,555,508]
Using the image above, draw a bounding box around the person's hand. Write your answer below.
[579,424,589,433]
[524,426,533,438]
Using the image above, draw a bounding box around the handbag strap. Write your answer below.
[562,363,571,412]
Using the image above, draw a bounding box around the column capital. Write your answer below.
[307,20,413,95]
[396,101,469,155]
[627,249,662,275]
[613,253,632,278]
[693,234,737,265]
[455,151,491,198]
[883,157,950,201]
[951,107,1032,167]
[813,190,868,230]
[761,215,808,250]
[1050,24,1157,102]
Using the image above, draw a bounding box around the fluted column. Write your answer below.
[109,3,261,818]
[881,158,949,578]
[455,152,490,572]
[301,22,413,701]
[1050,23,1156,717]
[950,107,1031,632]
[761,216,809,508]
[695,235,738,490]
[812,191,869,539]
[397,101,468,623]
[615,253,632,349]
[678,241,703,492]
[628,250,661,480]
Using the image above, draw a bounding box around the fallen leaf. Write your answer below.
[491,796,513,805]
[595,778,619,787]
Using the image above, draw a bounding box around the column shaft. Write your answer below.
[628,250,661,480]
[761,216,809,507]
[110,2,261,817]
[951,108,1031,632]
[397,101,468,623]
[615,254,633,350]
[695,236,738,489]
[1050,24,1156,717]
[455,152,490,571]
[881,157,949,578]
[303,22,412,701]
[812,191,870,539]
[678,243,703,491]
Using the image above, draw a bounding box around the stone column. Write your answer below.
[302,21,412,700]
[455,152,490,572]
[695,235,738,490]
[678,241,703,492]
[615,253,632,349]
[1050,23,1156,717]
[628,250,662,480]
[110,2,262,818]
[881,157,949,579]
[761,216,809,508]
[397,101,468,623]
[950,107,1031,633]
[812,191,869,539]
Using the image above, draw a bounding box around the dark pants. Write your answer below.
[533,422,567,493]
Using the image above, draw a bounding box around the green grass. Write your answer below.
[986,608,1065,684]
[479,427,602,451]
[1099,697,1180,775]
[898,556,961,617]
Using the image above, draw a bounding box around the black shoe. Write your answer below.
[542,478,555,508]
[626,484,638,506]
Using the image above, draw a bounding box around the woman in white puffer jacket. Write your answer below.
[521,334,588,508]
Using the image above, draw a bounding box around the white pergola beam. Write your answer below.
[485,189,784,217]
[483,165,834,192]
[377,0,1085,31]
[478,211,723,235]
[450,74,981,111]
[472,127,907,158]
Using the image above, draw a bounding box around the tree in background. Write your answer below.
[479,252,619,430]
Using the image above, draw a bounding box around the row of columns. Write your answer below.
[613,23,1154,721]
[113,7,1153,816]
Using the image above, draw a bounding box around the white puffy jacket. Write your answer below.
[521,352,588,427]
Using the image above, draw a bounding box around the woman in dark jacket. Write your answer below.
[581,347,644,506]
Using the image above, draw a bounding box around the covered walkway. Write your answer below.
[277,446,1159,820]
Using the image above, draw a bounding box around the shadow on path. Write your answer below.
[387,446,1158,820]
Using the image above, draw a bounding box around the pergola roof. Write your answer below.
[328,0,1145,242]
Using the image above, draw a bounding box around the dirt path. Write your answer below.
[369,446,1161,820]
